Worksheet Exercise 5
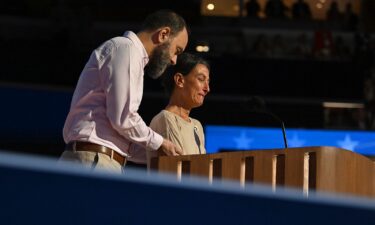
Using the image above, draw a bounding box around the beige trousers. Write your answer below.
[59,150,123,174]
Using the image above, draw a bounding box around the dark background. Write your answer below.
[1,0,375,157]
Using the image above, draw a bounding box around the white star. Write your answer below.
[233,131,253,149]
[337,134,359,151]
[287,133,305,147]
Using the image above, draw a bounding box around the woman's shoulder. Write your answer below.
[151,110,176,125]
[191,117,204,129]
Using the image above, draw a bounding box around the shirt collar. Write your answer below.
[123,31,149,65]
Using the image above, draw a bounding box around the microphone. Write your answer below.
[247,96,288,149]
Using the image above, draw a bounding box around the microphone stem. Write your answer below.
[281,121,288,149]
[262,111,289,149]
[248,96,288,149]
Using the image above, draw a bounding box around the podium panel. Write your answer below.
[151,147,375,197]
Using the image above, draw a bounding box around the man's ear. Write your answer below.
[157,27,171,43]
[174,73,184,88]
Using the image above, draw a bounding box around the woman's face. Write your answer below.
[179,63,210,108]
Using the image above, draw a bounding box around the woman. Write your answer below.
[149,53,210,159]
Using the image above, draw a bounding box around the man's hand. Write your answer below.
[159,139,183,156]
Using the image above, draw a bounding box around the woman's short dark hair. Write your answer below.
[140,10,187,37]
[162,53,210,96]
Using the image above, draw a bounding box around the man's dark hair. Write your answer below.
[141,10,187,37]
[162,52,210,96]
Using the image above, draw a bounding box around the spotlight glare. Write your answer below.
[196,45,210,52]
[207,3,215,11]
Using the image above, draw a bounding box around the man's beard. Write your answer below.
[145,42,171,79]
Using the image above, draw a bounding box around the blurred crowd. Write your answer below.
[247,30,358,60]
[245,0,358,31]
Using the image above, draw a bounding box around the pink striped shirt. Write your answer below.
[63,31,163,163]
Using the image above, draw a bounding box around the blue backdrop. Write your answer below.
[205,125,375,155]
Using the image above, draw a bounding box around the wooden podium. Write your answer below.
[150,147,375,197]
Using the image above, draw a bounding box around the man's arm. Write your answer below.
[100,39,164,151]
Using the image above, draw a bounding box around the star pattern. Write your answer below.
[287,133,305,147]
[233,131,253,149]
[337,134,359,151]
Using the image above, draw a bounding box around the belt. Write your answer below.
[66,141,126,166]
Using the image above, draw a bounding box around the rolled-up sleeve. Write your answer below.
[100,40,163,151]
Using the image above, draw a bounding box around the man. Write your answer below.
[60,10,187,173]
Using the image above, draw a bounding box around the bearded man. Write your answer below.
[60,10,188,173]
